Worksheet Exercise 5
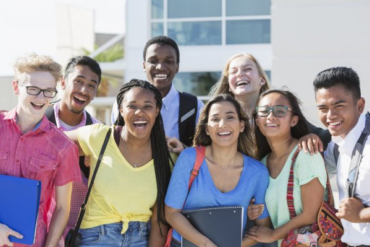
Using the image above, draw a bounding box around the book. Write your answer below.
[181,206,243,247]
[0,174,41,245]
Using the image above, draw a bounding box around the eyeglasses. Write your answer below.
[255,105,293,118]
[18,82,58,98]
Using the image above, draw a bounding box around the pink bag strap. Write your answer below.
[286,148,301,219]
[164,146,206,247]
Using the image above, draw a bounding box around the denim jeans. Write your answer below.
[79,221,150,247]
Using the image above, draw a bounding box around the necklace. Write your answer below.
[122,139,151,168]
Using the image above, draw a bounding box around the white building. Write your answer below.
[124,0,370,126]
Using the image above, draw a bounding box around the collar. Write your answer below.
[332,113,366,155]
[4,108,51,133]
[54,102,87,127]
[162,84,177,111]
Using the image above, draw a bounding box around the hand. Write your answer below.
[166,136,185,154]
[247,198,264,220]
[246,225,275,243]
[298,134,323,155]
[0,223,23,246]
[336,197,365,223]
[84,156,91,167]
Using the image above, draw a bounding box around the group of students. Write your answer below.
[0,35,369,247]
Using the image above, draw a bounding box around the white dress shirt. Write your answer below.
[325,113,370,245]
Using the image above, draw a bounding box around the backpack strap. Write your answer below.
[85,111,93,125]
[164,145,206,247]
[178,92,198,147]
[45,106,57,125]
[346,112,370,197]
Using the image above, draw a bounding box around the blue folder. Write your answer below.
[181,206,243,247]
[0,174,41,245]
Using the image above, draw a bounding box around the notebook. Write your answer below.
[181,206,244,247]
[0,174,41,245]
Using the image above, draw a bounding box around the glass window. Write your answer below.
[168,0,221,18]
[226,0,271,16]
[173,72,221,96]
[151,23,164,37]
[168,21,221,46]
[151,0,164,19]
[226,20,270,44]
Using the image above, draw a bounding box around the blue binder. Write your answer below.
[0,174,41,245]
[181,206,244,247]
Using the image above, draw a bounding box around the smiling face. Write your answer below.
[119,87,160,140]
[206,101,245,148]
[13,71,57,121]
[143,44,179,97]
[256,93,298,139]
[316,85,364,138]
[228,56,265,97]
[61,65,99,114]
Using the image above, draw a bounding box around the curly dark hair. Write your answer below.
[115,79,171,233]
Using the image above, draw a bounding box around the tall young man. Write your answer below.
[314,67,370,246]
[46,56,101,238]
[112,36,204,152]
[0,53,80,247]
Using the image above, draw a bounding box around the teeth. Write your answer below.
[266,123,278,127]
[133,121,147,124]
[237,81,249,86]
[33,103,44,107]
[218,132,231,136]
[74,95,87,101]
[155,74,168,79]
[328,121,341,126]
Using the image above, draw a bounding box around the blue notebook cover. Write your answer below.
[181,206,243,247]
[0,174,41,245]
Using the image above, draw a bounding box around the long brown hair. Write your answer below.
[193,94,255,158]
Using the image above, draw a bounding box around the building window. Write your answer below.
[151,0,271,46]
[173,72,221,96]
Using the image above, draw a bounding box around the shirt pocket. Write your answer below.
[27,157,57,187]
[0,151,9,173]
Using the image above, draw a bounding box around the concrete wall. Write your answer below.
[0,77,17,110]
[272,0,370,127]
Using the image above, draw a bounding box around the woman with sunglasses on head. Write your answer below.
[165,94,271,247]
[246,89,327,245]
[65,79,172,247]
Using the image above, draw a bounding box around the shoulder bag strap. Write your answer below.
[69,128,112,244]
[45,106,57,125]
[347,112,370,197]
[286,148,300,219]
[85,111,93,125]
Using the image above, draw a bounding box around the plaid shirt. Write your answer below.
[0,109,81,247]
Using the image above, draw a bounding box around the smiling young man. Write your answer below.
[0,53,80,247]
[314,67,370,246]
[112,36,204,152]
[45,56,102,238]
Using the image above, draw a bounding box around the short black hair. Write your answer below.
[143,36,180,64]
[64,56,102,84]
[313,67,361,100]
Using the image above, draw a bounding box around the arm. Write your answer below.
[166,136,186,154]
[165,205,217,247]
[148,203,169,247]
[247,178,324,242]
[64,129,85,155]
[45,182,73,247]
[242,217,271,247]
[337,197,370,223]
[0,224,23,247]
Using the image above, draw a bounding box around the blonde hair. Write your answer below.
[209,53,270,97]
[14,53,62,82]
